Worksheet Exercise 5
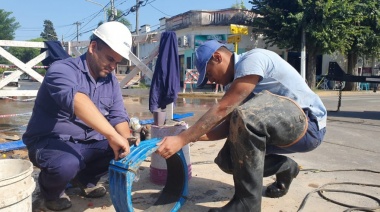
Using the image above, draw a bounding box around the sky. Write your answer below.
[2,0,250,42]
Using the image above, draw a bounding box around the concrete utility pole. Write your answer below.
[74,21,82,41]
[300,29,306,80]
[135,0,140,59]
[110,0,115,21]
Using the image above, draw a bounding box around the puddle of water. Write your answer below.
[0,96,220,141]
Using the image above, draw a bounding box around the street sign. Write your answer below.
[230,24,248,35]
[227,35,241,43]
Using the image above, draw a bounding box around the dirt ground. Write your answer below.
[26,139,237,212]
[4,139,318,212]
[4,138,284,212]
[2,91,380,211]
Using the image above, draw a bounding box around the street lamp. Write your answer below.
[85,0,107,22]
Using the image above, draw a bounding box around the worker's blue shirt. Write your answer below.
[227,48,327,130]
[23,53,129,145]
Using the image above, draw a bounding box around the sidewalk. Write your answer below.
[178,87,379,98]
[121,85,379,98]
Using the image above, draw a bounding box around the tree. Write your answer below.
[8,37,47,75]
[0,9,20,66]
[232,0,247,9]
[8,37,44,63]
[95,9,132,29]
[108,9,132,29]
[40,20,58,41]
[249,0,361,89]
[344,0,380,90]
[0,9,20,40]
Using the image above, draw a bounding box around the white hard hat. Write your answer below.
[93,21,132,60]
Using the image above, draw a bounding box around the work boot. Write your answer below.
[81,185,107,198]
[208,195,256,212]
[45,193,72,211]
[70,178,107,198]
[264,155,300,198]
[214,140,234,175]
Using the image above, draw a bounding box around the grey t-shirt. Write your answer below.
[227,48,327,130]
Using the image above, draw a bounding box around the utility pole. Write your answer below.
[135,0,139,59]
[110,0,115,21]
[300,29,306,80]
[74,21,82,41]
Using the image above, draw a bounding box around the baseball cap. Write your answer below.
[195,40,225,87]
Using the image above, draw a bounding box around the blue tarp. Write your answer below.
[149,31,180,113]
[0,140,26,152]
[139,112,194,125]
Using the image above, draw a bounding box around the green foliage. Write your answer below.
[347,0,380,57]
[0,9,20,40]
[248,0,379,89]
[5,37,47,76]
[138,81,149,89]
[8,38,45,63]
[107,9,132,30]
[249,0,360,54]
[40,20,58,41]
[0,10,21,64]
[232,0,247,9]
[249,0,379,57]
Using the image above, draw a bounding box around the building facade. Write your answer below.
[135,8,380,86]
[136,8,283,85]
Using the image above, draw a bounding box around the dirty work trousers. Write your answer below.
[26,137,114,201]
[215,91,311,211]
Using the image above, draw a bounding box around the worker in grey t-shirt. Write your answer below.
[155,40,327,212]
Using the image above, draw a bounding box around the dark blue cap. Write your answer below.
[195,40,225,87]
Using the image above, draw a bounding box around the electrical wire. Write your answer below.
[63,2,111,41]
[148,0,172,17]
[115,0,151,21]
[297,169,380,212]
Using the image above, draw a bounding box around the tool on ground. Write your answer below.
[109,138,188,212]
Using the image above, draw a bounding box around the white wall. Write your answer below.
[322,53,347,75]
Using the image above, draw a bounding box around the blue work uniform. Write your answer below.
[23,53,129,200]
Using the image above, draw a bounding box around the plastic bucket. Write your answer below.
[150,124,192,185]
[0,159,36,212]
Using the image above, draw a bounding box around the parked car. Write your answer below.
[2,71,20,87]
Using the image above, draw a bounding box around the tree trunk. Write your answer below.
[344,52,358,91]
[306,51,317,89]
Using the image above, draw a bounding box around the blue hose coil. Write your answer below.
[109,138,188,212]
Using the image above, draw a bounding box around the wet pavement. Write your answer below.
[1,85,380,211]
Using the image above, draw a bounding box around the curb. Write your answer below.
[121,88,379,98]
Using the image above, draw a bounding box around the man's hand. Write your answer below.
[156,135,187,159]
[107,133,131,160]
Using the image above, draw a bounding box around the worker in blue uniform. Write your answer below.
[23,21,134,211]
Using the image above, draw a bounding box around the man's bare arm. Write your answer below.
[180,75,260,144]
[198,116,230,141]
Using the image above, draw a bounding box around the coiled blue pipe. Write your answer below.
[109,138,188,212]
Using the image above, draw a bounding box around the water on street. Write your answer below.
[0,80,220,140]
